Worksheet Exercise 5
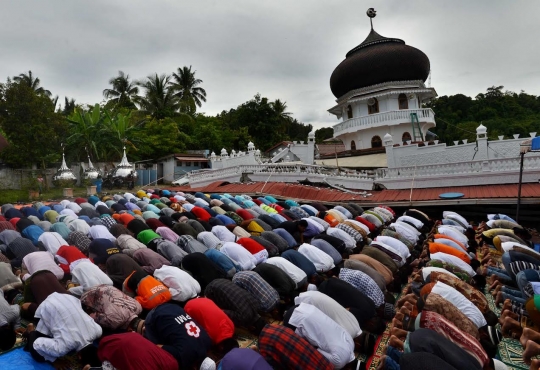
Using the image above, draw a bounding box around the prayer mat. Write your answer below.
[365,283,408,370]
[0,319,84,370]
[486,286,529,370]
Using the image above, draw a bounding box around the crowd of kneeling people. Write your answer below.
[0,189,537,369]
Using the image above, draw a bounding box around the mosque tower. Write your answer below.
[328,8,437,151]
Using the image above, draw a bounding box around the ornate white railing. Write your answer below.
[187,163,372,184]
[333,108,435,134]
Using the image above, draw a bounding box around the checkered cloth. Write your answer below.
[232,271,279,312]
[67,231,92,254]
[258,324,333,370]
[100,215,117,230]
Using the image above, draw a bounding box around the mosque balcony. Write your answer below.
[333,108,435,136]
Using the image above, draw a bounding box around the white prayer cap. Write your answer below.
[493,359,508,370]
[307,284,318,291]
[200,357,216,370]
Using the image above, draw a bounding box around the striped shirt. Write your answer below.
[197,231,222,250]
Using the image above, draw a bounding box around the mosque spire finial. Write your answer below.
[366,8,376,30]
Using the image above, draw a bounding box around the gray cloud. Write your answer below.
[1,1,539,131]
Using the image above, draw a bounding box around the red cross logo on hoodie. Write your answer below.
[185,321,200,338]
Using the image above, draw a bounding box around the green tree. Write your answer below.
[13,70,51,97]
[62,97,76,116]
[66,104,106,161]
[171,66,207,114]
[427,86,540,144]
[315,127,334,143]
[135,118,186,160]
[0,81,66,169]
[103,71,139,110]
[135,74,180,119]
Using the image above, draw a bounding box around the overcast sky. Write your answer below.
[1,1,539,130]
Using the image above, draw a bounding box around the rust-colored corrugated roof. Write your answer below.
[171,181,540,206]
[316,143,346,156]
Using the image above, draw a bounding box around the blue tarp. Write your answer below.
[0,347,54,370]
[531,137,540,151]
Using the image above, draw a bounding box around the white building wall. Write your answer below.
[163,158,175,183]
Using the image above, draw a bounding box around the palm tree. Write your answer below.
[135,74,181,119]
[271,99,292,119]
[13,70,51,97]
[103,71,139,110]
[62,97,76,116]
[271,99,292,135]
[171,66,207,114]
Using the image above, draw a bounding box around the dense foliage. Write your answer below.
[426,86,540,144]
[0,69,313,168]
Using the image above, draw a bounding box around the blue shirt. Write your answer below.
[281,249,316,277]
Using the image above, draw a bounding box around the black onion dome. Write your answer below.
[330,28,430,98]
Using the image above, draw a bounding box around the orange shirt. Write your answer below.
[429,242,470,264]
[433,234,467,252]
[323,214,339,228]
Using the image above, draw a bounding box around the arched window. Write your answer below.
[347,105,353,119]
[368,98,379,114]
[402,132,412,143]
[350,140,356,151]
[398,93,408,110]
[371,135,382,148]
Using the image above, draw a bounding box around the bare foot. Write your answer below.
[249,345,259,352]
[489,275,499,289]
[495,291,505,307]
[26,323,35,333]
[501,309,518,321]
[390,326,408,340]
[391,318,403,329]
[503,299,512,312]
[403,301,414,311]
[521,327,540,348]
[491,285,501,297]
[530,358,540,370]
[394,312,404,322]
[523,340,540,365]
[377,355,387,370]
[399,306,411,316]
[502,316,523,338]
[388,335,403,350]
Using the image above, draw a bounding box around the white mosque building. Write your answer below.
[184,9,540,191]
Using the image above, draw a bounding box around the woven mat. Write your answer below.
[484,289,529,370]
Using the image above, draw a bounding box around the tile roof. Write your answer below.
[316,143,346,156]
[171,181,540,206]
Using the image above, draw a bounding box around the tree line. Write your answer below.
[0,69,313,169]
[426,86,540,144]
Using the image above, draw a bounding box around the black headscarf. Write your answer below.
[181,252,225,291]
[408,329,481,370]
[96,205,112,216]
[399,352,458,370]
[109,224,132,238]
[159,216,175,228]
[172,223,198,238]
[105,253,146,290]
[126,219,150,238]
[16,218,34,232]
